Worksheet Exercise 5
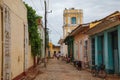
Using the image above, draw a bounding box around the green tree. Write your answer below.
[24,3,42,57]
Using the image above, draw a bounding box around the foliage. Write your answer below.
[46,28,49,48]
[24,3,42,57]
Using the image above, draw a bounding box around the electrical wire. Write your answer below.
[48,23,62,36]
[39,0,44,10]
[31,0,39,11]
[48,23,63,34]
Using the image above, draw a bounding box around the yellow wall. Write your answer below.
[48,42,53,57]
[2,0,27,79]
[51,47,60,57]
[63,8,83,38]
[28,45,34,69]
[49,42,53,53]
[64,9,83,24]
[48,42,60,57]
[0,7,2,79]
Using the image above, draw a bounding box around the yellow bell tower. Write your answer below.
[63,8,83,38]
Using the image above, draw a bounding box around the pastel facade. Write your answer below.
[73,24,89,68]
[60,8,83,57]
[48,42,60,58]
[58,39,65,56]
[0,2,2,79]
[0,0,34,79]
[64,24,89,65]
[87,11,120,74]
[63,8,83,38]
[37,18,45,59]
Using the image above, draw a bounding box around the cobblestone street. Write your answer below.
[34,59,105,80]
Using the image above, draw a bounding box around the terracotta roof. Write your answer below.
[70,23,89,36]
[86,11,120,35]
[91,11,120,23]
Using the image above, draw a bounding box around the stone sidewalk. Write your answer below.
[34,59,111,80]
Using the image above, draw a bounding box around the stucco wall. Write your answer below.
[10,11,25,79]
[2,0,27,79]
[3,0,27,23]
[63,43,67,56]
[0,8,2,79]
[74,32,88,61]
[63,9,83,38]
[64,9,83,24]
[27,45,34,69]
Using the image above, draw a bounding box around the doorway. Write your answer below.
[110,30,119,74]
[98,35,104,65]
[91,38,95,65]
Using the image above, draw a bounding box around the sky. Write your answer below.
[23,0,120,45]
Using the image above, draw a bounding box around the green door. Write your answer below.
[111,30,119,74]
[91,38,95,65]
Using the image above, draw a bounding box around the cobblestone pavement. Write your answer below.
[34,59,119,80]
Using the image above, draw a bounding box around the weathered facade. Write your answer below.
[37,18,45,59]
[48,42,60,58]
[59,8,83,57]
[0,0,34,79]
[73,24,89,68]
[87,11,120,74]
[58,39,64,56]
[63,8,83,38]
[64,24,89,65]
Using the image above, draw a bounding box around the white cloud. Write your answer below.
[23,0,120,45]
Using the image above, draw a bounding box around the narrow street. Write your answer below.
[34,59,102,80]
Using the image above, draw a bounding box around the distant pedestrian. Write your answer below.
[56,53,59,60]
[56,51,61,60]
[53,53,57,58]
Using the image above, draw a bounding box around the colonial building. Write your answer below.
[64,24,89,67]
[72,24,89,68]
[48,42,60,58]
[87,11,120,74]
[58,39,64,56]
[59,8,83,57]
[63,8,83,38]
[0,0,35,79]
[37,18,45,60]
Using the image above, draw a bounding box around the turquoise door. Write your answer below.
[110,30,119,74]
[98,35,104,65]
[91,38,95,65]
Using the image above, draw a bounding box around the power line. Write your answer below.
[30,0,44,15]
[24,0,44,15]
[48,23,62,36]
[31,0,39,11]
[39,0,44,10]
[48,23,62,34]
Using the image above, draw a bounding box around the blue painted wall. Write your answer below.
[91,25,120,74]
[95,36,98,65]
[107,32,114,73]
[104,32,109,70]
[118,25,120,74]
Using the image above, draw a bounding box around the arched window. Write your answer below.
[71,17,76,24]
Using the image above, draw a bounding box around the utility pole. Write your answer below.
[44,0,47,67]
[44,0,52,68]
